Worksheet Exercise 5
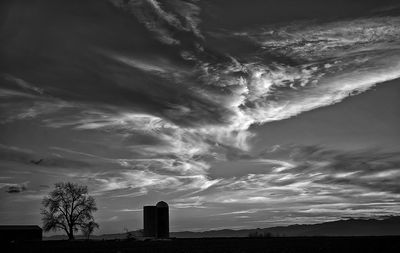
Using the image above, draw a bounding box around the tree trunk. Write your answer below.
[68,226,74,240]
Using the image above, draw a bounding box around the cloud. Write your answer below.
[0,74,74,123]
[85,144,400,218]
[158,145,400,222]
[110,0,203,45]
[119,208,141,212]
[91,163,220,197]
[3,1,400,179]
[0,182,28,194]
[1,0,400,228]
[284,145,400,194]
[2,2,400,132]
[3,3,400,160]
[3,74,44,95]
[240,16,400,61]
[0,144,96,170]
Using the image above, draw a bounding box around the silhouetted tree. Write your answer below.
[82,220,99,240]
[41,182,98,240]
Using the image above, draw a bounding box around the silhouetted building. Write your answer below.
[0,225,42,242]
[143,201,169,238]
[143,206,157,237]
[156,201,169,238]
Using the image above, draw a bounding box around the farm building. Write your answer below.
[143,201,169,238]
[0,225,42,242]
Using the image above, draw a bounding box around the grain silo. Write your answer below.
[156,201,169,238]
[143,201,170,238]
[143,205,157,237]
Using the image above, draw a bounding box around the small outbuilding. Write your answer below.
[0,225,42,242]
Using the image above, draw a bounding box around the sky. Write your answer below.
[1,0,400,234]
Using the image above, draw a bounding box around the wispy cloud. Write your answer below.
[110,0,203,45]
[119,208,142,212]
[1,0,400,230]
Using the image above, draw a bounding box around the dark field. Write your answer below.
[4,237,400,253]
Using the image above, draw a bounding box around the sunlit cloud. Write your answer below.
[1,0,400,232]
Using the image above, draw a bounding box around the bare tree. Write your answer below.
[82,220,99,240]
[41,182,98,240]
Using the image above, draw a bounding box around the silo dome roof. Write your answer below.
[156,201,168,207]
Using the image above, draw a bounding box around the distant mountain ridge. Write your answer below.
[173,216,400,238]
[45,216,400,240]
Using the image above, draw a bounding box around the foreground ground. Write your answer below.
[4,236,400,253]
